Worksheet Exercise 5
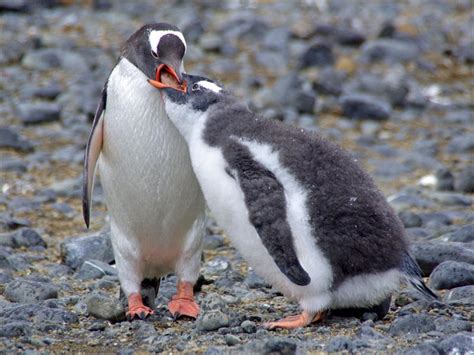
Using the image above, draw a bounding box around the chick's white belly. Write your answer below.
[190,143,327,302]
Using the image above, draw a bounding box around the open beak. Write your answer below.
[148,64,187,93]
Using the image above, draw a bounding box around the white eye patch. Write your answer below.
[196,80,222,93]
[148,30,187,54]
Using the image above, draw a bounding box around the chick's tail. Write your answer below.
[401,252,439,301]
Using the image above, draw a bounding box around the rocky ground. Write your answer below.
[0,0,473,353]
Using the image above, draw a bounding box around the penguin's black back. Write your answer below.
[203,97,408,287]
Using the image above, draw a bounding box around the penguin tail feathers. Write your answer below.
[401,253,439,301]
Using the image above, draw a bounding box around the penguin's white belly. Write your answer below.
[99,59,204,276]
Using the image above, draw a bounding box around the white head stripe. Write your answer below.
[197,80,222,93]
[148,30,187,53]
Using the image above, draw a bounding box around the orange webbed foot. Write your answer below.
[127,292,154,321]
[263,311,326,330]
[168,281,200,320]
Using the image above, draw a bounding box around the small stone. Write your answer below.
[11,228,46,248]
[241,320,256,334]
[312,68,345,96]
[22,48,88,74]
[429,261,474,290]
[203,234,225,250]
[244,270,271,289]
[440,224,474,243]
[263,337,297,354]
[18,102,61,125]
[411,242,474,275]
[435,168,455,191]
[86,293,126,322]
[75,259,117,281]
[335,28,366,46]
[4,279,58,303]
[0,0,29,12]
[361,39,419,63]
[291,90,316,114]
[0,127,33,152]
[35,306,79,324]
[199,310,230,331]
[456,166,474,193]
[0,157,27,172]
[60,231,114,270]
[446,133,474,154]
[405,343,440,355]
[325,336,352,352]
[389,314,436,336]
[444,285,474,304]
[224,334,240,346]
[435,318,472,334]
[428,191,472,207]
[436,332,473,354]
[0,321,32,338]
[300,41,334,68]
[340,94,391,120]
[398,211,422,228]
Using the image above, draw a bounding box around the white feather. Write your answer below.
[149,30,187,53]
[99,58,205,296]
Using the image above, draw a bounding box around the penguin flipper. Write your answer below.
[82,87,106,228]
[223,141,311,286]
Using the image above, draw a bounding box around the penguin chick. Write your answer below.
[151,73,438,329]
[83,24,206,321]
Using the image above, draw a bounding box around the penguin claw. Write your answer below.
[168,281,200,320]
[168,298,200,320]
[126,292,154,321]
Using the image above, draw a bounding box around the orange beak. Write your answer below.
[148,64,187,93]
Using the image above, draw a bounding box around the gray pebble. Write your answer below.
[436,332,473,354]
[429,261,474,290]
[404,343,440,355]
[18,102,61,125]
[86,293,126,322]
[199,310,230,331]
[60,230,114,270]
[325,336,352,352]
[224,334,240,346]
[0,157,27,173]
[0,126,33,152]
[240,320,256,334]
[435,168,455,191]
[411,242,474,275]
[0,321,32,338]
[446,133,474,154]
[456,165,474,193]
[440,224,473,243]
[75,259,117,281]
[300,41,334,68]
[203,234,225,250]
[11,228,46,248]
[244,270,271,289]
[435,318,472,334]
[22,48,89,74]
[340,94,391,120]
[361,39,419,63]
[4,279,58,303]
[443,285,474,305]
[263,337,297,354]
[398,211,423,228]
[389,314,436,336]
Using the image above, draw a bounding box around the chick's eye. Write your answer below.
[192,83,200,91]
[151,49,159,59]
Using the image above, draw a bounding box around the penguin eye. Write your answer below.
[192,83,201,91]
[151,49,159,59]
